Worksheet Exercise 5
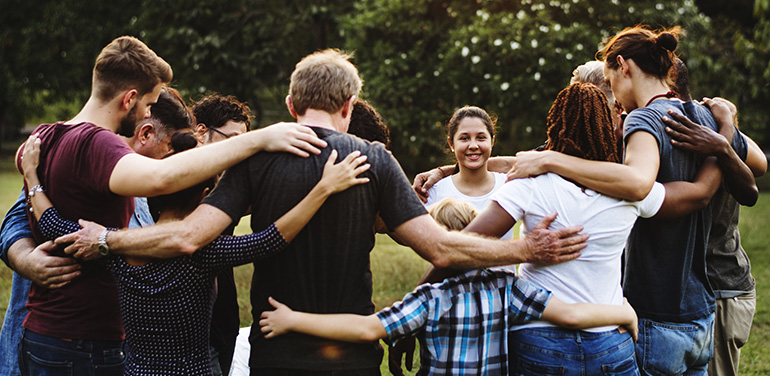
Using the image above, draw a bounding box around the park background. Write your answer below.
[1,0,769,374]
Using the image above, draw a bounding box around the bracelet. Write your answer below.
[27,185,44,213]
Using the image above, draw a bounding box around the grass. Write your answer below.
[1,155,769,374]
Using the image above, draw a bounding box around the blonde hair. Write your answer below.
[570,60,614,106]
[289,49,362,116]
[93,36,172,101]
[428,198,478,231]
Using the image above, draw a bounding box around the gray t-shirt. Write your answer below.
[707,183,755,297]
[202,126,427,371]
[622,99,747,322]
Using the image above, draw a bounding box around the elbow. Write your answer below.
[360,328,383,343]
[554,312,582,330]
[427,252,453,269]
[736,189,759,207]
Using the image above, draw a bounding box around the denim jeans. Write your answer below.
[0,273,31,376]
[509,327,639,375]
[636,314,714,376]
[19,329,125,376]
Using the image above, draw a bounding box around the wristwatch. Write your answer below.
[98,229,111,256]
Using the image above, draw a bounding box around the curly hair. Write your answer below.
[544,83,620,164]
[192,93,252,130]
[349,99,391,149]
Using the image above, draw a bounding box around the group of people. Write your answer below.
[0,23,763,376]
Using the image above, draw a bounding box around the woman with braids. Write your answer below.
[506,25,753,375]
[464,82,666,374]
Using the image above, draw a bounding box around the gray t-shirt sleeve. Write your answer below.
[375,148,428,232]
[202,159,251,223]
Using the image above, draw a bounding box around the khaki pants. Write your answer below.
[708,290,756,376]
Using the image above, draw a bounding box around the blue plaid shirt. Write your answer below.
[377,268,551,376]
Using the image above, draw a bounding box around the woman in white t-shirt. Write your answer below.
[424,106,513,238]
[465,83,667,374]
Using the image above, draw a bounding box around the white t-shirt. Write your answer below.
[425,172,513,239]
[492,173,665,332]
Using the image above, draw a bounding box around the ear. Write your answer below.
[340,95,356,120]
[120,89,139,111]
[137,123,155,143]
[616,55,630,77]
[447,136,453,148]
[285,95,298,119]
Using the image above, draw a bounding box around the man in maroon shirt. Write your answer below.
[11,36,326,376]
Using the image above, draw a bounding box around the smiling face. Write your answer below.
[449,116,493,171]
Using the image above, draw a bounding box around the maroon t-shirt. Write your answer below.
[17,122,134,341]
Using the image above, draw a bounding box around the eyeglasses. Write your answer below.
[208,127,231,139]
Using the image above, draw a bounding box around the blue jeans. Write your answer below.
[0,273,31,376]
[19,329,125,376]
[636,315,714,376]
[509,327,639,375]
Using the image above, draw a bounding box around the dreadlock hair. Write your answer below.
[544,83,620,164]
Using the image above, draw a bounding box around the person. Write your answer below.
[667,59,767,376]
[11,35,326,376]
[21,128,370,375]
[423,106,512,239]
[191,93,253,376]
[504,26,754,374]
[57,48,589,375]
[348,98,391,149]
[460,83,670,374]
[0,84,195,376]
[258,197,639,375]
[193,93,251,143]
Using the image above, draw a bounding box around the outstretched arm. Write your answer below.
[506,131,660,201]
[543,297,638,342]
[259,297,386,343]
[109,122,327,197]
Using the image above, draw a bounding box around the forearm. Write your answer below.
[417,223,530,269]
[716,146,758,206]
[544,153,653,201]
[487,156,514,173]
[543,299,633,330]
[274,183,334,243]
[6,238,37,276]
[284,311,386,343]
[107,219,216,258]
[657,157,722,219]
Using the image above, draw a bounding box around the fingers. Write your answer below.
[295,125,328,149]
[551,224,584,239]
[268,296,282,309]
[325,150,339,167]
[532,212,557,230]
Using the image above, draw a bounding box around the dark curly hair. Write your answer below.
[192,93,252,130]
[349,99,391,149]
[544,83,620,164]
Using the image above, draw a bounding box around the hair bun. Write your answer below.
[169,131,198,154]
[656,32,678,52]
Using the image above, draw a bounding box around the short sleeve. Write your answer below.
[202,159,252,223]
[0,191,33,266]
[376,285,433,341]
[375,149,428,231]
[638,182,666,219]
[84,129,134,195]
[623,107,666,151]
[508,277,551,324]
[490,179,532,222]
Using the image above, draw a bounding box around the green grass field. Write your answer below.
[1,157,768,374]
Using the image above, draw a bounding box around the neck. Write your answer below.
[632,77,672,111]
[297,108,346,132]
[457,164,490,181]
[67,96,121,133]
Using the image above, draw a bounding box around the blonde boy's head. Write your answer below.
[428,198,478,231]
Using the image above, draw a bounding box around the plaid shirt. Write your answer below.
[377,268,551,376]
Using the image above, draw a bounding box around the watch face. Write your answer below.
[98,244,110,256]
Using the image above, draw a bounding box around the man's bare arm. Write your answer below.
[7,239,81,289]
[57,204,232,259]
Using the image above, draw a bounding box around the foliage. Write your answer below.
[341,0,719,173]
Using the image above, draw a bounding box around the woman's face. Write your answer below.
[603,62,636,112]
[449,117,493,171]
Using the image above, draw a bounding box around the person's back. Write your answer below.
[623,99,744,321]
[203,128,424,370]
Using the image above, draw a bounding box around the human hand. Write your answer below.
[21,134,42,185]
[506,150,553,182]
[15,241,81,289]
[319,150,371,195]
[522,212,587,265]
[388,335,416,376]
[56,219,106,261]
[620,298,639,343]
[259,297,295,339]
[663,109,730,157]
[702,97,737,138]
[254,122,327,157]
[412,169,444,203]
